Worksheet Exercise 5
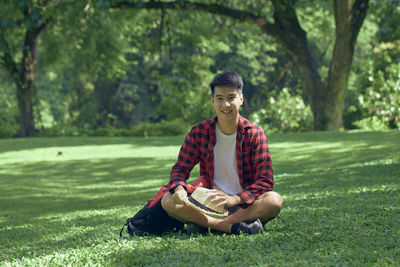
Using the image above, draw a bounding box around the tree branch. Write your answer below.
[111,1,274,29]
[267,0,308,55]
[36,18,50,36]
[159,7,165,54]
[350,0,369,46]
[268,60,294,90]
[110,1,309,69]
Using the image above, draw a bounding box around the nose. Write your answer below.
[221,99,230,107]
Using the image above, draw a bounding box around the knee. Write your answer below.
[261,191,283,214]
[269,192,284,211]
[160,192,187,223]
[251,191,283,222]
[161,192,174,212]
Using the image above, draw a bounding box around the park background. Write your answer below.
[0,0,399,138]
[0,0,399,266]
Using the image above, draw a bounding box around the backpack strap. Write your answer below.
[119,219,130,238]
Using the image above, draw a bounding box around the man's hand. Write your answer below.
[172,185,188,205]
[207,189,243,207]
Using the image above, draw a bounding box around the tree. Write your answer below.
[0,0,50,137]
[111,0,369,130]
[0,1,131,136]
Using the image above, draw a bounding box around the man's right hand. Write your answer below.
[172,185,188,205]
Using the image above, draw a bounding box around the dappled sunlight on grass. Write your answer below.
[75,179,167,190]
[0,136,185,152]
[0,144,180,165]
[0,131,399,265]
[37,206,132,223]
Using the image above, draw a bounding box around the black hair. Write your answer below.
[209,71,243,97]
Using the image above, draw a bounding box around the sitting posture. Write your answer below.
[161,71,283,235]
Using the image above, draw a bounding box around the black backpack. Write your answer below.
[120,200,184,237]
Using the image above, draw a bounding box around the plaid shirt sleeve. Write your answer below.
[238,126,274,205]
[168,126,200,193]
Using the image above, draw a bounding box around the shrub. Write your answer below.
[0,118,19,138]
[90,126,129,137]
[250,88,313,133]
[37,119,190,137]
[128,119,190,137]
[350,41,400,130]
[37,124,83,137]
[354,62,400,130]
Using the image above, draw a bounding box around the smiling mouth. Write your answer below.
[222,110,232,114]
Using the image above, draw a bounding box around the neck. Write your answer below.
[217,117,239,135]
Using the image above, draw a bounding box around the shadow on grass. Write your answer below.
[0,156,181,262]
[0,136,185,153]
[271,134,399,174]
[0,157,175,219]
[269,130,400,145]
[276,163,400,193]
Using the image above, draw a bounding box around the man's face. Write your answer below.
[212,85,243,123]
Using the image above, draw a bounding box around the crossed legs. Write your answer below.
[161,191,283,234]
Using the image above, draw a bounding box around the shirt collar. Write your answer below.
[210,115,251,133]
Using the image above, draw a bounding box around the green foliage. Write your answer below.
[0,74,18,138]
[373,0,400,43]
[250,88,313,133]
[1,0,399,135]
[36,124,85,137]
[352,42,400,130]
[0,131,399,265]
[344,0,400,131]
[128,119,191,137]
[31,5,287,130]
[37,119,190,137]
[353,116,391,131]
[355,65,400,130]
[33,4,139,130]
[0,118,19,138]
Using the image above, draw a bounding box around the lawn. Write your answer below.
[0,131,399,266]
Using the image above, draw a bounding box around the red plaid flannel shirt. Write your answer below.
[168,116,274,205]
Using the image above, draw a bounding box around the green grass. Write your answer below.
[0,131,399,266]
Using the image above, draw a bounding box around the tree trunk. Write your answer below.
[17,29,38,137]
[255,0,368,130]
[310,0,369,130]
[267,1,326,130]
[7,2,49,137]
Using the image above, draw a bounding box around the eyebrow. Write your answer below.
[215,93,237,98]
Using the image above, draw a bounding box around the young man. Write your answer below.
[161,71,283,234]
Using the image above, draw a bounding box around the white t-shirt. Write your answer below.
[213,123,242,195]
